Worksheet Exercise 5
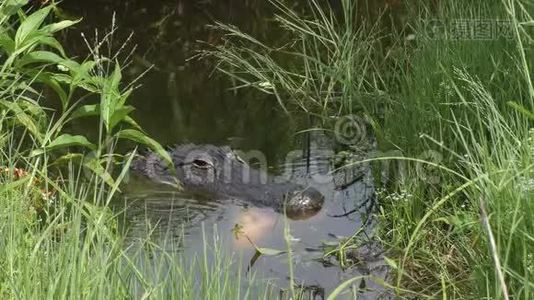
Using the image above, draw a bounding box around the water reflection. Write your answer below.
[61,0,297,162]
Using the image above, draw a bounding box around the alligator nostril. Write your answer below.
[284,187,325,220]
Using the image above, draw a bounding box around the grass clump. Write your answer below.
[0,2,268,299]
[209,0,534,298]
[203,0,387,120]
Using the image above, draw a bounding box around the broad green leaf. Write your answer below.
[51,73,73,84]
[244,234,285,256]
[35,35,67,57]
[110,61,122,91]
[256,247,285,256]
[117,87,133,108]
[25,71,68,109]
[0,100,43,143]
[71,60,96,85]
[101,63,123,131]
[15,6,52,47]
[0,0,27,17]
[9,32,63,61]
[84,157,116,188]
[78,81,99,93]
[11,35,39,58]
[123,116,143,131]
[40,19,81,34]
[17,50,64,67]
[0,33,15,54]
[58,58,80,71]
[47,134,96,150]
[41,76,68,109]
[70,104,100,119]
[116,129,173,167]
[88,75,106,89]
[17,97,45,117]
[109,106,135,130]
[79,60,96,73]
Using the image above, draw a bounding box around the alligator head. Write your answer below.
[130,144,324,220]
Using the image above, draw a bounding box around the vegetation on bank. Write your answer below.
[208,0,534,298]
[2,0,534,299]
[0,2,271,299]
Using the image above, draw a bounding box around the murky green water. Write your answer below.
[118,135,381,297]
[61,0,394,297]
[62,0,297,159]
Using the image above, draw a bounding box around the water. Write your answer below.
[62,0,296,158]
[118,140,382,297]
[60,0,393,297]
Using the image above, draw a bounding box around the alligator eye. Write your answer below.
[192,159,211,169]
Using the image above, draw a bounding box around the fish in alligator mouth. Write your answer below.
[130,144,325,220]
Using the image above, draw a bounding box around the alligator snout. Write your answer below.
[284,187,324,220]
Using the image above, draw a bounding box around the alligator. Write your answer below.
[130,144,325,220]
